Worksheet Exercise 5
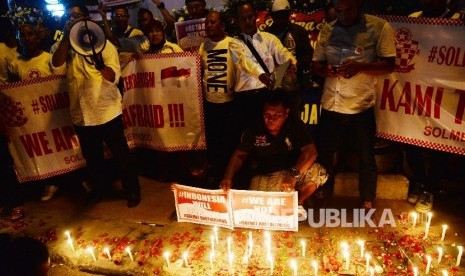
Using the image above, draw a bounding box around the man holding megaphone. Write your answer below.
[51,2,141,208]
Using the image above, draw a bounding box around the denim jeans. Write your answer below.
[74,115,140,195]
[317,108,377,202]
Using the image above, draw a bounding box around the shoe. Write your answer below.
[363,201,373,210]
[297,205,307,221]
[41,185,58,201]
[407,183,424,203]
[415,192,433,213]
[127,192,141,208]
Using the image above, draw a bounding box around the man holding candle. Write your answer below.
[220,91,328,221]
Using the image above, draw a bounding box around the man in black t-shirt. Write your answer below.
[220,91,327,220]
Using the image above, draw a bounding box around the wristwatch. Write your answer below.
[157,2,165,9]
[289,167,301,180]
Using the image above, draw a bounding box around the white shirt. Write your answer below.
[313,15,396,114]
[232,30,296,92]
[51,40,122,126]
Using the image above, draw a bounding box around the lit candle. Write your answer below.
[411,212,418,228]
[213,226,218,245]
[248,231,253,257]
[264,232,271,256]
[437,247,443,264]
[343,250,350,270]
[457,245,463,267]
[210,235,215,254]
[164,251,170,268]
[413,266,418,276]
[243,247,249,265]
[67,239,75,253]
[125,246,134,262]
[442,270,448,276]
[267,254,274,275]
[86,247,96,262]
[427,212,433,225]
[227,236,232,256]
[183,251,188,267]
[265,238,271,257]
[64,231,71,241]
[365,253,371,271]
[424,222,430,239]
[104,247,112,261]
[301,239,306,257]
[426,255,432,274]
[209,251,214,270]
[228,252,234,273]
[441,225,448,242]
[357,240,365,257]
[369,266,375,276]
[312,260,318,276]
[341,241,348,251]
[290,259,297,276]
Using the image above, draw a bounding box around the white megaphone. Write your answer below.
[69,19,106,57]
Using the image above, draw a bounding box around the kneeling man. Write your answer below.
[220,91,328,220]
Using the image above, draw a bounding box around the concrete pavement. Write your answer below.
[1,174,464,275]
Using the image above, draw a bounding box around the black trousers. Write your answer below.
[317,108,378,202]
[74,115,140,195]
[204,101,236,182]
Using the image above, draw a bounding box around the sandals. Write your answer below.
[10,207,25,221]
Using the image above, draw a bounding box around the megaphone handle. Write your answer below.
[84,20,98,58]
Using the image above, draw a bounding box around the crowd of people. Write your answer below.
[1,0,464,228]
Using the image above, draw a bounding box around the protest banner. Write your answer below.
[172,184,233,229]
[121,52,206,151]
[175,18,208,52]
[231,190,298,231]
[172,185,298,231]
[376,16,465,155]
[0,76,85,182]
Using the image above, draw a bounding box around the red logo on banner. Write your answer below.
[27,69,41,79]
[161,66,191,88]
[0,96,28,127]
[394,28,420,73]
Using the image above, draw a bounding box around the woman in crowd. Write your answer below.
[143,19,183,54]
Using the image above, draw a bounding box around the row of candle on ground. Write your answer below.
[64,227,463,270]
[64,230,134,262]
[408,211,454,242]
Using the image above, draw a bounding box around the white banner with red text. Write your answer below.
[172,184,298,231]
[0,76,85,182]
[121,52,206,151]
[376,17,465,155]
[175,18,207,52]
